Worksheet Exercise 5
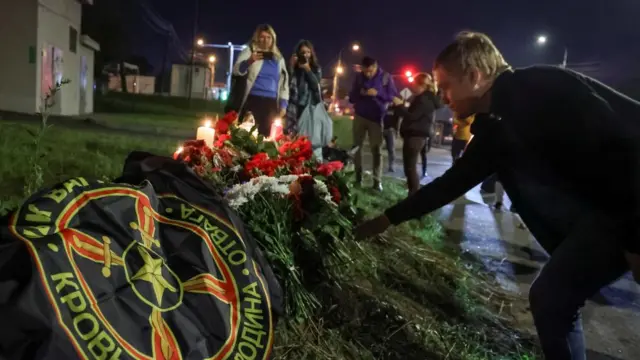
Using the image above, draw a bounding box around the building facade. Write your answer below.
[170,64,213,100]
[0,0,99,116]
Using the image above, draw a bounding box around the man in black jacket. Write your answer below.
[392,73,442,194]
[356,31,640,360]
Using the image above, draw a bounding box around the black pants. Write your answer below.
[451,138,467,162]
[420,141,428,175]
[383,129,396,169]
[240,94,278,136]
[402,136,426,195]
[512,180,628,360]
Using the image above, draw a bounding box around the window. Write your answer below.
[69,27,78,53]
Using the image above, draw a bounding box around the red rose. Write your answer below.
[330,186,341,204]
[317,161,344,177]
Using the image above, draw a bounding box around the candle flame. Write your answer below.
[176,146,183,154]
[274,118,282,127]
[204,119,212,127]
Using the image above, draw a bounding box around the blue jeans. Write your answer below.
[523,195,627,360]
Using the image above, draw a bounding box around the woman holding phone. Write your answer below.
[285,40,322,136]
[233,24,290,136]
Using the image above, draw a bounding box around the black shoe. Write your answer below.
[373,181,383,192]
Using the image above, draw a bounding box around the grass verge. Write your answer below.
[0,122,540,359]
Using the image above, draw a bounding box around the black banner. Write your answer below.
[0,152,283,360]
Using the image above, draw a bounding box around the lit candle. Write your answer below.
[173,146,183,160]
[269,118,283,141]
[196,119,215,147]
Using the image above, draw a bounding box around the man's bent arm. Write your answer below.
[384,133,498,225]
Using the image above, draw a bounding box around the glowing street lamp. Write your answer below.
[536,35,547,45]
[208,55,216,63]
[197,38,205,46]
[332,42,361,111]
[535,34,567,68]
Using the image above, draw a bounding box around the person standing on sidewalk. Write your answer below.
[349,56,399,191]
[391,73,442,195]
[355,31,640,360]
[451,113,474,162]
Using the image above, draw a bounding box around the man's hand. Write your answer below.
[625,251,640,283]
[392,97,404,106]
[290,55,298,68]
[355,214,391,240]
[366,88,378,96]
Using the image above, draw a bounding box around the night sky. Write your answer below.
[130,0,640,85]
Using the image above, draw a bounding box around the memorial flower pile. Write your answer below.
[173,112,355,320]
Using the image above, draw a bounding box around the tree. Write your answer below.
[126,55,154,76]
[81,0,133,92]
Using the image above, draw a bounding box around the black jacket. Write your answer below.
[397,91,442,138]
[385,65,640,253]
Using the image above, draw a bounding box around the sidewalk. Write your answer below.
[362,147,640,360]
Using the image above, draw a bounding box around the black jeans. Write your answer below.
[509,177,628,360]
[402,136,426,195]
[240,94,279,136]
[383,129,396,169]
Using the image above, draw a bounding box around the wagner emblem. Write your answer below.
[8,178,275,360]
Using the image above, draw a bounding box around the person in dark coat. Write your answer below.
[356,31,640,360]
[391,73,442,195]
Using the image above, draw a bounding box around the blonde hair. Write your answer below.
[251,24,282,59]
[414,73,437,93]
[434,31,510,78]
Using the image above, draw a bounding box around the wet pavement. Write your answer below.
[361,143,640,359]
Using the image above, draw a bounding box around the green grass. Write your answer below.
[0,121,540,359]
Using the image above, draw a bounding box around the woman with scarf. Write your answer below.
[232,24,289,136]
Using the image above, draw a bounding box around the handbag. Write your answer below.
[297,86,333,149]
[224,46,252,113]
[225,74,247,113]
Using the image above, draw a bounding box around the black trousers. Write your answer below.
[383,129,396,169]
[403,136,427,195]
[240,94,279,136]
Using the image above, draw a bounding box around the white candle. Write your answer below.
[268,118,283,141]
[196,120,215,147]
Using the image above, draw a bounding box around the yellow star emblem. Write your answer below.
[131,246,177,305]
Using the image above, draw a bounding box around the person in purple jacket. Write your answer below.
[349,56,398,191]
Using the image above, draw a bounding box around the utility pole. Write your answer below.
[187,0,199,106]
[158,33,170,95]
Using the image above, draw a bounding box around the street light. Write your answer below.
[535,34,567,68]
[197,38,204,46]
[332,42,360,112]
[208,55,216,63]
